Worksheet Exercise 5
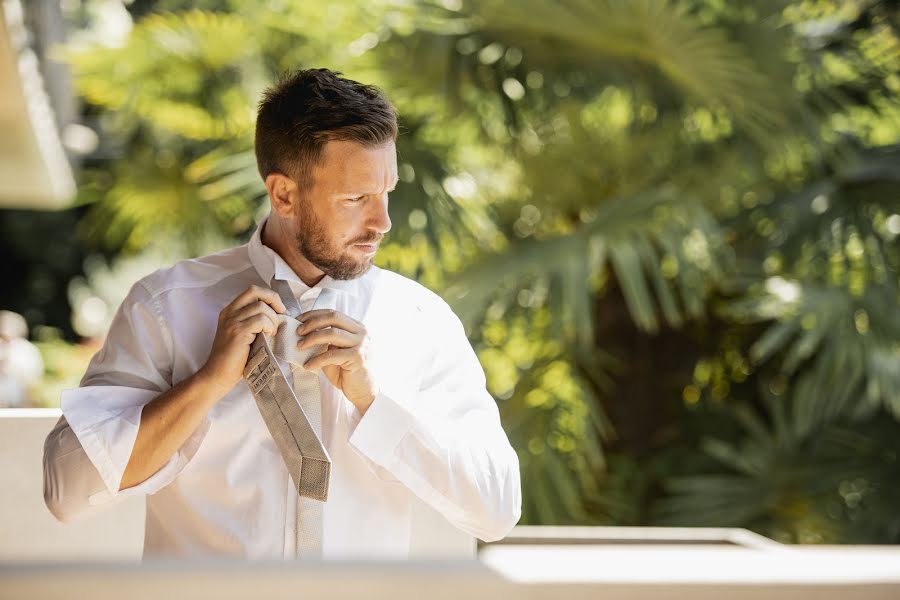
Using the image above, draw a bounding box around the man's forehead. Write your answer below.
[315,139,398,193]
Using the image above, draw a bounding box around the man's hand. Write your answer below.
[297,309,377,414]
[200,285,287,398]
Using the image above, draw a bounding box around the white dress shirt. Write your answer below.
[46,217,521,559]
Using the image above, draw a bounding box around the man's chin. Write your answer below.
[321,258,372,281]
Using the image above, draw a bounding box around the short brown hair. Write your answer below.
[255,68,398,189]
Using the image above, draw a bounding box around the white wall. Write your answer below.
[0,409,144,561]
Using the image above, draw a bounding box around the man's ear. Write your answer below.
[264,172,298,218]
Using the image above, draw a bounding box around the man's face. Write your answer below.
[293,140,397,280]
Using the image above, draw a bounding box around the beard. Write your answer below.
[294,202,378,280]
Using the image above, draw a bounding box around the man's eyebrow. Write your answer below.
[337,180,400,196]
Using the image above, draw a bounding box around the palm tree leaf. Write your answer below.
[64,10,260,140]
[396,0,797,143]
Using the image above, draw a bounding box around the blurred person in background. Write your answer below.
[0,310,44,408]
[42,68,521,559]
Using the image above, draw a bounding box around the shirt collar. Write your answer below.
[246,215,362,297]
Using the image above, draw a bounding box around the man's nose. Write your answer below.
[368,194,392,234]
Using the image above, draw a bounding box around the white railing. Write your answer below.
[0,409,144,561]
[2,409,899,599]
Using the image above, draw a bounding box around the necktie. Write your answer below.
[292,346,326,558]
[243,281,335,557]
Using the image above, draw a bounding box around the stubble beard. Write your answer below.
[294,202,376,280]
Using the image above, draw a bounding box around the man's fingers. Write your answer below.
[304,347,358,372]
[298,327,359,350]
[238,313,279,337]
[226,285,287,316]
[297,309,363,335]
[232,300,280,331]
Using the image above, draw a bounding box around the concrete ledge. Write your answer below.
[0,408,144,561]
[495,525,784,548]
[3,409,900,599]
[1,557,899,600]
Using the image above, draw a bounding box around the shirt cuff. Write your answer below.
[88,416,210,505]
[347,390,413,468]
[61,385,210,499]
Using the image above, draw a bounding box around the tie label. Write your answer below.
[251,360,278,393]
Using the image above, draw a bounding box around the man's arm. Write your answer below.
[44,282,286,521]
[303,293,522,542]
[119,370,227,490]
[348,331,523,542]
[122,283,286,489]
[43,365,222,519]
[43,415,106,523]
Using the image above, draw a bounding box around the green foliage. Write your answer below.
[31,328,101,409]
[67,10,260,140]
[47,0,900,543]
[653,399,900,543]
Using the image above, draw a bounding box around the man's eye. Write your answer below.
[349,196,365,202]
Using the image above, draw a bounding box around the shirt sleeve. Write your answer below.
[43,414,107,523]
[50,279,209,519]
[348,298,522,542]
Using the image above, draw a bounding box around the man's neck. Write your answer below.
[261,217,326,288]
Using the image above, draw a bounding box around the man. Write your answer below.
[43,68,522,559]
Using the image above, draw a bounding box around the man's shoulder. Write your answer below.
[135,243,254,300]
[377,269,459,326]
[370,267,455,318]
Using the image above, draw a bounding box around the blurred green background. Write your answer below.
[2,0,899,544]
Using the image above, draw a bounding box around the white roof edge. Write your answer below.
[2,0,76,209]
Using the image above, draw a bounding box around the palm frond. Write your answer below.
[64,10,262,140]
[446,188,732,336]
[720,282,900,432]
[387,0,798,144]
[654,400,900,543]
